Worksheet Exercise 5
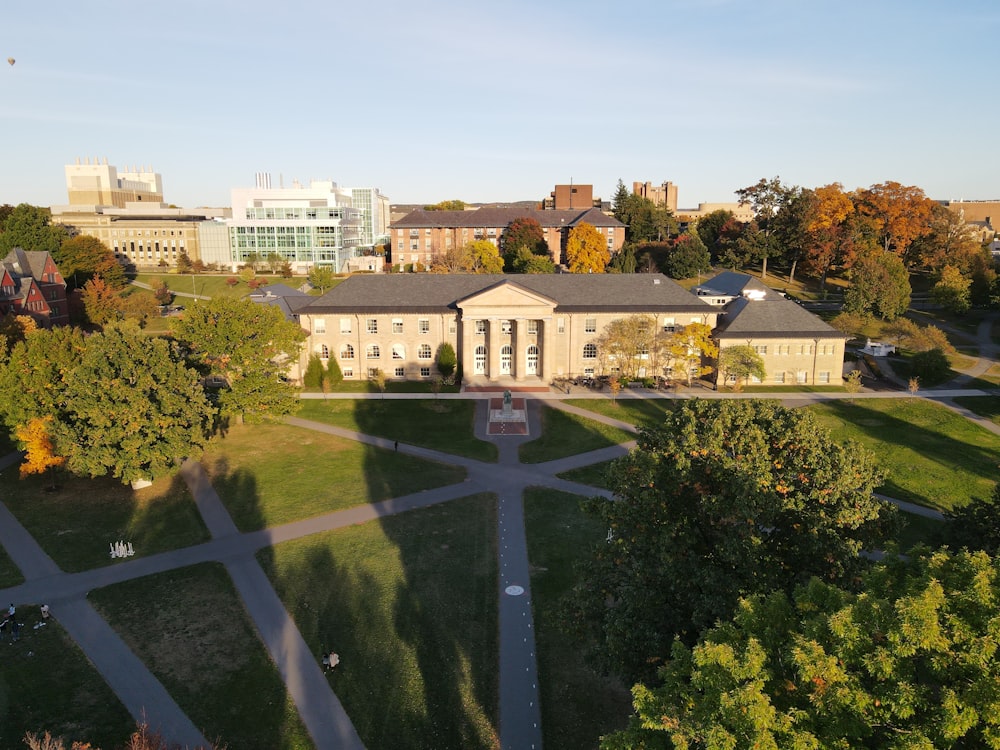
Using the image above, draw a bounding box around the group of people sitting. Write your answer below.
[0,603,49,642]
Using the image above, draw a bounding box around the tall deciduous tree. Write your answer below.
[0,325,87,434]
[593,315,663,381]
[501,217,548,257]
[665,322,718,385]
[854,181,935,264]
[55,235,125,290]
[307,266,337,294]
[800,182,860,289]
[81,277,124,326]
[913,202,984,273]
[694,209,736,265]
[661,234,711,280]
[735,176,794,279]
[606,548,1000,749]
[464,239,504,273]
[15,415,65,480]
[566,222,610,273]
[0,203,69,255]
[932,264,972,314]
[567,399,891,681]
[844,250,911,320]
[55,322,212,485]
[174,297,306,423]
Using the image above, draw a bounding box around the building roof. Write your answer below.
[2,248,53,282]
[715,296,845,340]
[696,271,772,298]
[301,274,716,315]
[248,283,313,320]
[391,206,624,230]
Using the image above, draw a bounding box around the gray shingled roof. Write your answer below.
[391,206,624,229]
[715,296,845,339]
[697,271,772,298]
[2,248,49,280]
[302,274,716,315]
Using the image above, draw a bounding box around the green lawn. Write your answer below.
[0,466,209,573]
[0,543,24,588]
[259,493,499,750]
[133,273,274,299]
[303,380,461,395]
[0,605,135,749]
[296,399,497,462]
[524,488,631,749]
[519,406,635,464]
[952,395,1000,425]
[558,459,615,490]
[564,398,672,430]
[805,399,1000,511]
[90,564,313,750]
[201,423,467,531]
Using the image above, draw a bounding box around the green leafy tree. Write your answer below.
[605,548,1000,749]
[0,313,37,356]
[913,201,984,273]
[932,264,972,314]
[944,484,1000,553]
[568,399,892,682]
[717,343,766,389]
[55,322,212,485]
[910,347,951,384]
[614,189,676,244]
[151,279,173,305]
[0,203,68,255]
[662,234,711,279]
[55,235,125,290]
[566,222,610,273]
[507,246,556,274]
[121,290,160,328]
[424,199,466,211]
[607,243,637,274]
[307,265,337,294]
[665,322,718,385]
[174,297,306,423]
[593,315,663,381]
[844,250,911,320]
[694,209,735,265]
[325,356,343,386]
[830,311,871,341]
[175,250,194,273]
[735,177,795,279]
[0,326,87,435]
[303,354,325,390]
[81,277,124,326]
[436,341,457,379]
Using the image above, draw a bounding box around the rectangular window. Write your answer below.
[557,318,565,334]
[475,320,487,335]
[368,367,380,378]
[774,372,786,384]
[392,318,403,334]
[420,366,431,377]
[343,367,354,378]
[448,319,457,334]
[394,366,405,378]
[777,344,789,355]
[819,371,831,384]
[313,318,326,334]
[800,344,814,356]
[750,374,763,384]
[797,371,808,384]
[419,318,430,334]
[585,318,597,333]
[501,320,512,334]
[367,318,378,334]
[340,318,352,334]
[662,317,675,333]
[753,345,768,355]
[527,320,538,335]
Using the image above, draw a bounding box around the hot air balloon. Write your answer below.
[7,58,14,66]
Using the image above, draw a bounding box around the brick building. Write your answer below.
[0,249,69,326]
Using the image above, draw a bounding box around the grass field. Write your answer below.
[90,564,313,750]
[558,459,615,490]
[519,406,636,464]
[201,423,467,530]
[259,493,499,750]
[0,466,209,572]
[563,398,671,430]
[952,395,1000,425]
[133,273,273,299]
[805,399,1000,511]
[0,605,135,749]
[0,543,24,588]
[296,399,497,462]
[524,488,631,749]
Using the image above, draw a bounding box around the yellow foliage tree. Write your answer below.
[565,222,610,273]
[15,415,65,480]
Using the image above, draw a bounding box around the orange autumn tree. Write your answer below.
[15,415,65,481]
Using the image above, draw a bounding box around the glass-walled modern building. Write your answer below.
[228,178,367,273]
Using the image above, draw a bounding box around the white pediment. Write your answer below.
[457,281,557,316]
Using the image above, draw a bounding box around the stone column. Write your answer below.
[461,316,474,381]
[541,317,554,382]
[488,318,500,380]
[514,319,527,381]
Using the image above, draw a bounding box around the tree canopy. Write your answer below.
[605,548,1000,749]
[718,344,766,388]
[844,250,911,320]
[662,234,711,280]
[54,322,212,484]
[0,203,69,255]
[501,217,548,257]
[173,297,306,422]
[568,399,893,681]
[55,234,125,289]
[566,222,610,273]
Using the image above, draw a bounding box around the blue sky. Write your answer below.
[2,0,997,209]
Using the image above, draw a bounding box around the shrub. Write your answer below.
[910,347,951,384]
[225,277,239,287]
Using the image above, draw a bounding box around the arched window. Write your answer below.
[582,343,597,359]
[340,344,355,360]
[367,344,381,359]
[418,343,432,360]
[392,344,405,360]
[320,344,330,359]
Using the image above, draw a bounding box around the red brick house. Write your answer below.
[0,248,69,326]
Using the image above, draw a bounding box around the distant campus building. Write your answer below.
[50,161,389,272]
[293,272,845,388]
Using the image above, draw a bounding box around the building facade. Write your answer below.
[542,184,603,211]
[294,272,844,388]
[390,207,626,270]
[0,249,69,326]
[633,181,679,213]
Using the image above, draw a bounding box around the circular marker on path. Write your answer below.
[505,585,525,596]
